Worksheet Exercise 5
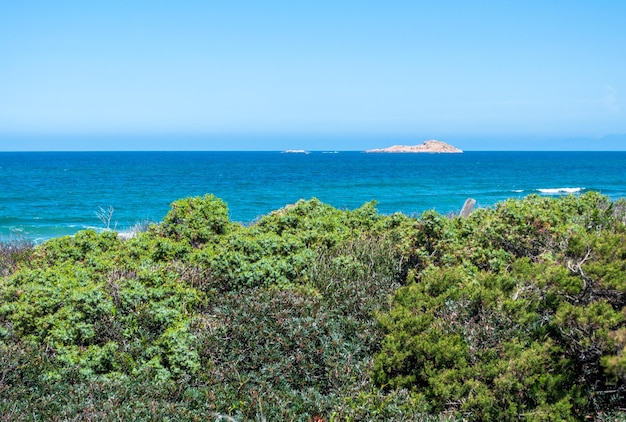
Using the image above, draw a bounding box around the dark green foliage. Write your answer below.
[373,192,626,420]
[2,192,626,420]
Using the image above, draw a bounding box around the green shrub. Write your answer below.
[373,193,626,420]
[3,192,626,420]
[159,194,231,246]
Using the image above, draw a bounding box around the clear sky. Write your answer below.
[1,1,625,151]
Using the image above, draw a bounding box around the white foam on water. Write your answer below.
[537,187,584,194]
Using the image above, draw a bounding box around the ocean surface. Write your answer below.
[1,151,625,243]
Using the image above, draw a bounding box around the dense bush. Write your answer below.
[159,194,231,246]
[0,195,419,420]
[373,192,626,420]
[1,192,626,420]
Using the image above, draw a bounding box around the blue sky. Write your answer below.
[1,1,625,151]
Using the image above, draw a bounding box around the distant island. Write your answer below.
[366,140,463,153]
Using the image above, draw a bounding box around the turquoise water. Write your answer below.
[1,151,625,243]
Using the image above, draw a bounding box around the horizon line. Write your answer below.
[1,149,626,153]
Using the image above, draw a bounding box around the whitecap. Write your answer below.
[537,187,584,194]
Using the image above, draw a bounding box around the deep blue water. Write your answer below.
[1,151,625,243]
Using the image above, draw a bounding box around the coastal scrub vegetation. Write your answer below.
[2,192,626,420]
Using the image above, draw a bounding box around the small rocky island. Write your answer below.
[366,139,463,153]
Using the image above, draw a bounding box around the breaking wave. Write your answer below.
[536,187,585,194]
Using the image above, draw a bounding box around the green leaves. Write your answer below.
[2,192,626,419]
[373,192,626,420]
[159,194,231,245]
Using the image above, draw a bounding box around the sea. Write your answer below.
[1,151,625,243]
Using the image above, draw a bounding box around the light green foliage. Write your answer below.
[159,194,231,245]
[2,192,626,420]
[1,218,207,380]
[0,194,415,419]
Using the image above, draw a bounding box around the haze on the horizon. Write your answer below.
[1,1,625,151]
